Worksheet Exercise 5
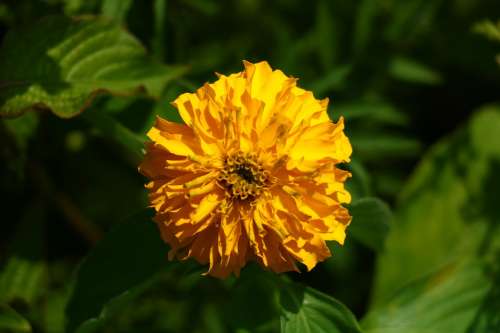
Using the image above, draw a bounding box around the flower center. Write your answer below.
[218,152,269,201]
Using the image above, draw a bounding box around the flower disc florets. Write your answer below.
[218,152,270,201]
[139,61,353,278]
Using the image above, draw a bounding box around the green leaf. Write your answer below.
[388,57,442,85]
[363,261,491,333]
[345,159,372,200]
[466,266,500,332]
[334,102,409,127]
[182,0,220,16]
[0,202,47,306]
[101,0,133,23]
[309,64,352,96]
[0,15,186,118]
[352,0,378,55]
[473,20,500,43]
[349,197,392,252]
[226,266,280,332]
[65,210,170,332]
[280,282,362,333]
[0,304,31,333]
[73,274,165,333]
[0,258,46,305]
[384,0,442,41]
[152,0,168,60]
[351,135,421,160]
[372,105,500,306]
[43,289,70,333]
[315,0,337,70]
[82,108,145,164]
[2,112,39,150]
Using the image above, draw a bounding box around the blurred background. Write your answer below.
[0,0,499,332]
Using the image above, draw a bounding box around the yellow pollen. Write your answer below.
[218,152,268,200]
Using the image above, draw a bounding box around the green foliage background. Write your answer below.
[0,1,499,332]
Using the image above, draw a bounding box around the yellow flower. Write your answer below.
[139,61,352,278]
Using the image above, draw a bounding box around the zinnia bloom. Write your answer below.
[139,61,352,278]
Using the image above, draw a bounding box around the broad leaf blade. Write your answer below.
[372,106,500,306]
[65,210,169,332]
[0,16,186,118]
[363,261,491,333]
[280,282,362,333]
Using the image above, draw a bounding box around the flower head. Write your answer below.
[139,61,352,278]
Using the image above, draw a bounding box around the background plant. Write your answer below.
[0,1,499,332]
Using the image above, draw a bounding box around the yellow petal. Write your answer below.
[190,193,221,223]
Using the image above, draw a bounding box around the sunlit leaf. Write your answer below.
[363,261,491,333]
[0,15,186,118]
[473,20,500,42]
[372,105,500,306]
[280,282,362,333]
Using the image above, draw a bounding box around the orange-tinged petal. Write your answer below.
[190,193,222,223]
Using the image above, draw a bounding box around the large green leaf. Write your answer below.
[225,266,280,333]
[363,261,491,333]
[280,282,363,333]
[0,15,185,118]
[372,106,500,306]
[0,304,31,333]
[349,197,392,252]
[65,210,170,332]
